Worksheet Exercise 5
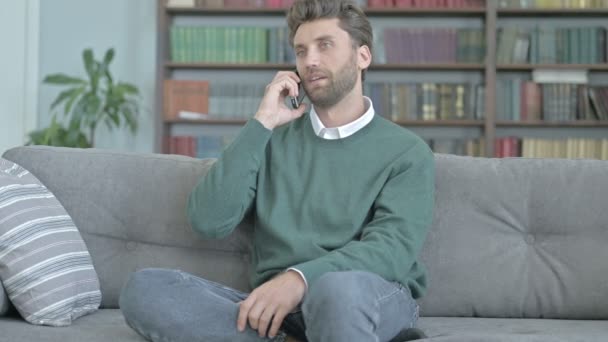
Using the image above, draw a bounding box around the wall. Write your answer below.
[0,0,39,155]
[38,0,157,152]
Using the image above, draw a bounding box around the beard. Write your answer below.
[303,53,358,110]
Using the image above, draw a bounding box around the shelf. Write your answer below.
[498,64,608,71]
[166,118,485,127]
[166,62,486,71]
[497,8,608,17]
[496,121,608,127]
[394,119,484,126]
[166,118,247,125]
[166,7,486,17]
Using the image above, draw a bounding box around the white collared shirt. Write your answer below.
[288,96,376,291]
[309,96,375,139]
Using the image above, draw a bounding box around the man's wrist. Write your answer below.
[254,113,276,130]
[286,269,308,294]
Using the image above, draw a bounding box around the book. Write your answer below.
[164,80,210,120]
[532,69,589,84]
[167,0,195,8]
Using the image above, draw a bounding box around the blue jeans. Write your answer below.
[119,268,419,342]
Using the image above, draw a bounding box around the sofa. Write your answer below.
[1,145,607,342]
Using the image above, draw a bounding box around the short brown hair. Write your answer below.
[286,0,373,81]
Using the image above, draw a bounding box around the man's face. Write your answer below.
[293,18,360,109]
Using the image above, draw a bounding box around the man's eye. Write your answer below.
[321,42,331,48]
[296,50,305,57]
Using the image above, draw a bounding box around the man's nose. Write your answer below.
[304,49,320,68]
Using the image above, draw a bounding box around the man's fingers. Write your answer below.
[237,298,253,332]
[267,75,299,98]
[257,305,277,338]
[273,70,301,84]
[268,307,289,338]
[247,299,266,330]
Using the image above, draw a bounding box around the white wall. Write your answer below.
[0,0,39,155]
[38,0,157,152]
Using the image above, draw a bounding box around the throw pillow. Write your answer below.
[0,158,101,326]
[0,280,9,316]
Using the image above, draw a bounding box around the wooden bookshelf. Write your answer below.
[497,8,608,17]
[166,7,486,17]
[165,62,486,71]
[497,64,608,71]
[166,118,247,125]
[157,0,608,157]
[394,120,485,127]
[496,121,608,128]
[166,118,486,127]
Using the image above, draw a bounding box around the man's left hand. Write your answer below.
[237,270,306,338]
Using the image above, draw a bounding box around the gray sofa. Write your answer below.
[1,145,607,342]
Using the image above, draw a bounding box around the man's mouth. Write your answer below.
[308,76,327,85]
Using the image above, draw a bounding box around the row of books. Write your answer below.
[170,26,295,64]
[167,134,608,160]
[368,0,485,8]
[496,81,608,121]
[497,27,607,64]
[167,0,296,8]
[498,0,608,8]
[426,138,485,156]
[167,135,234,158]
[496,137,608,159]
[167,0,484,9]
[365,82,485,121]
[170,25,485,64]
[164,80,266,120]
[377,28,484,64]
[164,78,608,123]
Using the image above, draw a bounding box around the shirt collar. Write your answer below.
[309,96,375,140]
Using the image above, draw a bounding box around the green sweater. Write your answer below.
[187,113,435,299]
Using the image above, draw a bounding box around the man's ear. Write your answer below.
[357,45,372,70]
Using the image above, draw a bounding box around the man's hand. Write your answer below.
[254,71,308,130]
[237,270,306,338]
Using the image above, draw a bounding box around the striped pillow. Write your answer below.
[0,280,9,315]
[0,158,101,326]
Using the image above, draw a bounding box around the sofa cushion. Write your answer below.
[0,309,144,342]
[418,155,608,319]
[0,158,101,326]
[417,317,608,342]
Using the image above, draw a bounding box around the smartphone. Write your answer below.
[290,70,306,110]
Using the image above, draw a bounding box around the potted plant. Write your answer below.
[28,48,142,148]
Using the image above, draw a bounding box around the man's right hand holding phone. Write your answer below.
[254,71,308,130]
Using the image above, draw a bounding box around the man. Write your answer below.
[119,0,435,341]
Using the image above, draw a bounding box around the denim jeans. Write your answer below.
[119,268,419,342]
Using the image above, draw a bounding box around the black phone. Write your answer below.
[290,70,306,110]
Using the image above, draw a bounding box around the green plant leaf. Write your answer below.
[121,106,138,133]
[115,82,140,95]
[50,87,81,111]
[102,48,115,68]
[43,74,86,85]
[64,86,86,115]
[83,49,95,81]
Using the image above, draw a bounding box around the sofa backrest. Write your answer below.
[2,146,254,309]
[418,154,608,319]
[3,146,608,319]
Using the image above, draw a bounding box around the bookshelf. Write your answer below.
[156,0,608,158]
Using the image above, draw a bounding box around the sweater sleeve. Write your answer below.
[187,119,272,239]
[293,141,435,290]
